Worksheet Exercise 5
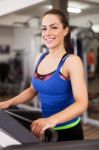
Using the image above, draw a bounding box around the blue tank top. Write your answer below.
[31,52,80,130]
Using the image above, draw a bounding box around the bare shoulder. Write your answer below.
[67,54,82,63]
[66,54,83,65]
[64,54,84,71]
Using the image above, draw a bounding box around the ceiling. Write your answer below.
[0,0,99,28]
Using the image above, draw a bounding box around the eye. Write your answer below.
[51,26,58,29]
[41,28,47,31]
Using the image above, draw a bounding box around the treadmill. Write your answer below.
[0,110,99,150]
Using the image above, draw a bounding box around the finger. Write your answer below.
[31,121,41,137]
[31,122,36,134]
[34,123,43,137]
[32,122,45,138]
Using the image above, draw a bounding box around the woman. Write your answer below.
[0,9,88,141]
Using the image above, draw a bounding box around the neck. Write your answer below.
[49,46,67,57]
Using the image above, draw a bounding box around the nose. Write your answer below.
[45,28,51,36]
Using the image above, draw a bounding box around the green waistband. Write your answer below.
[53,118,80,130]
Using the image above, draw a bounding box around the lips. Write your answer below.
[44,37,55,44]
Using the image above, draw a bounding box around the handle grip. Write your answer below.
[42,128,58,142]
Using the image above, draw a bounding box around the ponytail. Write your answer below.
[64,30,74,54]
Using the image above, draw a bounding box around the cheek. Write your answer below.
[56,29,64,37]
[56,32,64,41]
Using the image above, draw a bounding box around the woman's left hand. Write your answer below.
[30,118,56,140]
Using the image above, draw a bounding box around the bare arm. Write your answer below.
[10,85,37,105]
[0,85,37,109]
[0,86,37,109]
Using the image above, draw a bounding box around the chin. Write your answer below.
[46,44,56,49]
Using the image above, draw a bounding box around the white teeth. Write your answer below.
[44,37,55,43]
[47,39,54,41]
[45,37,55,40]
[46,38,55,41]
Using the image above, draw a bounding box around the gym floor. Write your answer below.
[83,123,99,140]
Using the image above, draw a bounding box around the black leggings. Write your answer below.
[56,121,84,141]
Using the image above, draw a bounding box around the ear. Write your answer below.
[64,27,69,36]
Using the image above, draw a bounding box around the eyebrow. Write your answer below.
[42,23,58,28]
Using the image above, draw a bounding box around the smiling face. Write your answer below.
[41,14,68,50]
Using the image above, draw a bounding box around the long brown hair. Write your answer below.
[42,9,74,54]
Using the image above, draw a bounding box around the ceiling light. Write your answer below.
[47,5,53,9]
[67,7,81,14]
[43,5,53,10]
[68,1,89,9]
[92,24,99,33]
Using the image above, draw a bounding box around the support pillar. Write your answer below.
[51,0,68,16]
